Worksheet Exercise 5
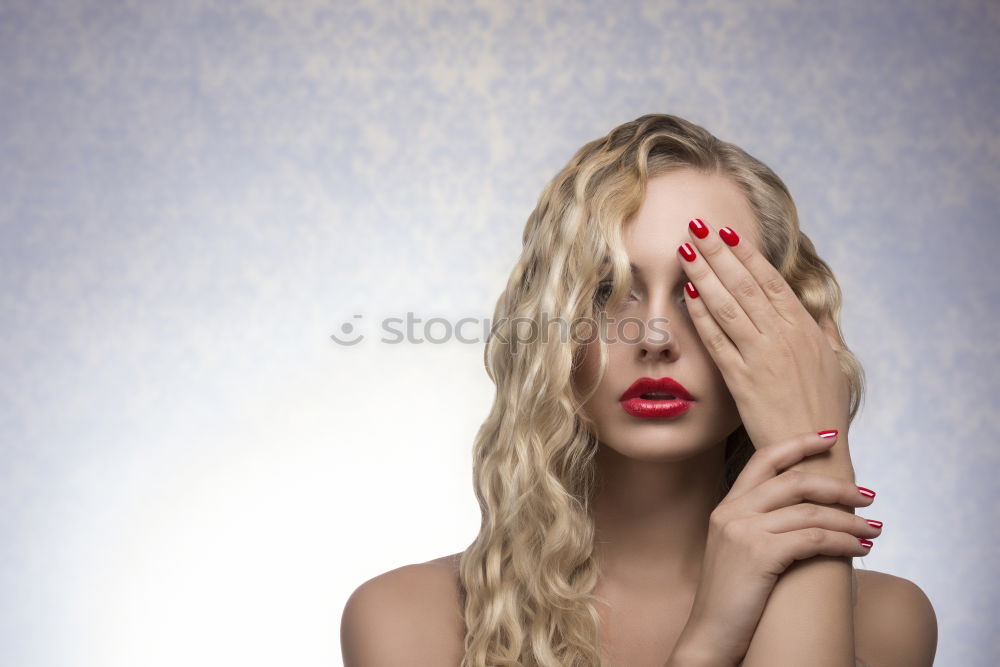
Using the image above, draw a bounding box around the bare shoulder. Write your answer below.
[854,568,938,667]
[340,553,465,667]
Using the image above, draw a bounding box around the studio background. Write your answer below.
[1,1,997,665]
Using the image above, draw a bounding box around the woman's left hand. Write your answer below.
[677,218,852,464]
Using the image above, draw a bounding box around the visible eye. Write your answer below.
[676,282,690,308]
[594,280,612,303]
[594,280,634,306]
[594,280,689,308]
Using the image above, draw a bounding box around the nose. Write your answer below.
[637,313,676,361]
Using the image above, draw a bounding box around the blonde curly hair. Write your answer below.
[458,113,866,666]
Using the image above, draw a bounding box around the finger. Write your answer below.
[685,218,784,336]
[677,229,758,349]
[725,430,840,499]
[773,527,875,563]
[755,503,883,539]
[696,219,812,328]
[745,469,876,515]
[682,276,746,368]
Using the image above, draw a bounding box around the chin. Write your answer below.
[598,430,717,463]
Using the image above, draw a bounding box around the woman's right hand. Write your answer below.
[671,431,881,667]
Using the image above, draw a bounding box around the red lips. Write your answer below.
[619,377,694,402]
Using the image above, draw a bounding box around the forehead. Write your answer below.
[623,169,760,253]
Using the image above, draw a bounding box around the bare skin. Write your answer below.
[340,170,938,665]
[576,172,838,587]
[411,553,923,667]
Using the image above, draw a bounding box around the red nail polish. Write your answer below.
[678,243,697,262]
[689,218,709,239]
[719,227,740,246]
[817,429,838,438]
[859,539,873,549]
[857,486,876,498]
[866,519,883,529]
[685,281,699,298]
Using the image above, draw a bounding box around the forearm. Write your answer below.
[665,626,738,667]
[740,435,857,667]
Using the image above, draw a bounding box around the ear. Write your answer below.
[818,313,844,352]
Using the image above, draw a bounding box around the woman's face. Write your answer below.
[572,169,760,462]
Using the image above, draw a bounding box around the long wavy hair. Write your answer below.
[457,113,866,666]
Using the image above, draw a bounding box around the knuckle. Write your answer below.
[844,480,863,497]
[690,266,713,284]
[767,437,801,465]
[803,527,825,545]
[703,242,727,259]
[763,275,788,296]
[801,429,821,445]
[781,469,806,489]
[705,330,730,353]
[708,508,729,530]
[716,300,741,322]
[720,517,747,542]
[736,276,758,299]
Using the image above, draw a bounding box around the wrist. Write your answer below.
[788,433,855,481]
[792,450,856,482]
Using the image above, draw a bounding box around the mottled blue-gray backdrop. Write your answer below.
[1,1,997,665]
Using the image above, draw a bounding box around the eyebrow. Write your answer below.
[600,261,686,283]
[599,259,639,272]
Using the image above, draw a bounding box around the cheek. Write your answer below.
[577,343,601,389]
[571,342,599,399]
[573,340,619,407]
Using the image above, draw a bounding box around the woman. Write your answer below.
[341,114,937,666]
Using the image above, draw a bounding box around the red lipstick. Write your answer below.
[619,377,694,419]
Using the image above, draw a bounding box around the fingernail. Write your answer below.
[859,538,874,549]
[678,243,697,262]
[689,218,709,239]
[866,519,883,529]
[685,281,699,298]
[719,227,740,246]
[857,486,876,498]
[817,429,838,438]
